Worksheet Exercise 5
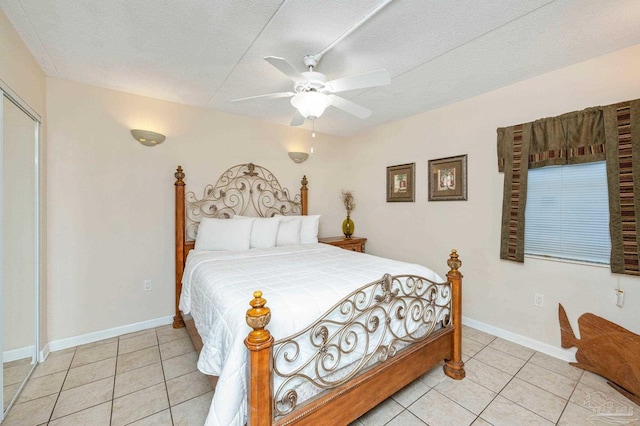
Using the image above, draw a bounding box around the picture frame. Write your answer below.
[386,163,415,202]
[428,155,467,201]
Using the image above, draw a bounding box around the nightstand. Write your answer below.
[318,236,367,253]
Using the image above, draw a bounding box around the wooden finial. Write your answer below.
[447,249,461,273]
[301,175,308,190]
[175,165,185,185]
[246,291,272,344]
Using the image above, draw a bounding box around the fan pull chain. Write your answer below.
[312,120,316,138]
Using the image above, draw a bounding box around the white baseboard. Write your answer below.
[42,315,573,364]
[462,316,577,362]
[46,315,174,355]
[39,344,50,362]
[3,345,36,363]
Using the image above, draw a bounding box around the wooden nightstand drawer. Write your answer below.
[318,236,367,253]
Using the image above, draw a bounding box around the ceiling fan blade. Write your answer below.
[231,92,295,102]
[290,111,305,126]
[326,69,391,93]
[330,95,372,119]
[264,56,307,83]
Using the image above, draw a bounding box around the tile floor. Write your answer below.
[3,325,639,425]
[4,356,36,409]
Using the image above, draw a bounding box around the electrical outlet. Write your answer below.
[144,279,152,292]
[534,293,544,307]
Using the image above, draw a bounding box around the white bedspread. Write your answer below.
[180,243,443,426]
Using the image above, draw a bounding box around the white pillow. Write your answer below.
[276,216,301,246]
[195,217,253,251]
[232,215,280,249]
[300,215,321,244]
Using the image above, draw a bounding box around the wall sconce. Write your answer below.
[131,129,166,147]
[288,152,309,163]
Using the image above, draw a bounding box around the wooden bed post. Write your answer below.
[173,166,186,329]
[245,291,274,426]
[444,249,465,379]
[301,175,308,216]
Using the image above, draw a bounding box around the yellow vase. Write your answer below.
[342,215,354,238]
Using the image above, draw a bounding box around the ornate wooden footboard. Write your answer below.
[246,252,464,426]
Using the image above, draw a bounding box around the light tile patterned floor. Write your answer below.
[4,357,35,409]
[3,325,639,425]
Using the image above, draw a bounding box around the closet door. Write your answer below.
[1,91,40,418]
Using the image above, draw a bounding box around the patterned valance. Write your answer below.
[498,106,606,172]
[497,98,640,275]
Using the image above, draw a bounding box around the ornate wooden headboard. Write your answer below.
[173,163,308,328]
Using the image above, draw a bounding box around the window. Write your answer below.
[524,161,611,264]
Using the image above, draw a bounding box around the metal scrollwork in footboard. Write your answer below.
[271,274,452,417]
[185,163,302,240]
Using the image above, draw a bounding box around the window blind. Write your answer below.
[524,161,611,264]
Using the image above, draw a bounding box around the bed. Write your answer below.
[172,163,465,426]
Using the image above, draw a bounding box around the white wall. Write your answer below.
[46,78,349,342]
[346,43,640,347]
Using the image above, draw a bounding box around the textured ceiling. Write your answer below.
[2,0,640,137]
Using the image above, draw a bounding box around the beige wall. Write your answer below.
[0,9,47,352]
[46,78,349,341]
[0,9,45,116]
[347,43,640,348]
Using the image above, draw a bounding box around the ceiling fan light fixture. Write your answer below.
[290,92,332,119]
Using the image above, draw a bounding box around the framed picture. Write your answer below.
[386,163,415,202]
[428,155,467,201]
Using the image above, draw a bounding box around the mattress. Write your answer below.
[180,243,445,426]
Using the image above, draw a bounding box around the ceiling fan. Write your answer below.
[232,55,391,126]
